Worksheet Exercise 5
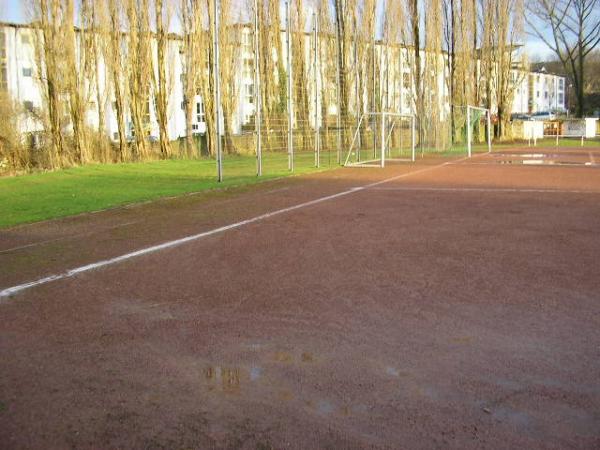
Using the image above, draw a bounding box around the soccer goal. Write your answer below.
[344,112,416,168]
[465,105,492,157]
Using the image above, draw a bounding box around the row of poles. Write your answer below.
[212,0,349,182]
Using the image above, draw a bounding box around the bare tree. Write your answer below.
[106,0,128,160]
[65,0,91,163]
[219,1,242,154]
[527,0,600,116]
[0,93,28,171]
[424,0,445,149]
[32,0,68,167]
[127,0,152,159]
[383,0,405,113]
[86,0,111,161]
[179,0,202,157]
[200,0,217,157]
[481,0,524,137]
[291,0,311,151]
[153,0,173,158]
[333,0,356,126]
[405,0,424,148]
[33,0,94,166]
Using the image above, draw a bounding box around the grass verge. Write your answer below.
[0,153,329,229]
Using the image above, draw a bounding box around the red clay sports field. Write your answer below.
[1,146,599,448]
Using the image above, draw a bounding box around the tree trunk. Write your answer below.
[155,0,172,158]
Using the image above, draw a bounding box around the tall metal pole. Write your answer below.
[335,7,342,165]
[213,0,223,181]
[313,13,319,168]
[286,1,293,171]
[486,109,492,153]
[466,106,472,158]
[399,49,403,115]
[354,25,361,161]
[253,0,262,176]
[372,36,376,158]
[411,115,416,162]
[380,112,385,168]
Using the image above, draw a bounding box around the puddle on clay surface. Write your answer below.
[250,366,262,381]
[386,367,400,377]
[495,153,546,158]
[317,400,334,415]
[203,351,315,394]
[205,366,243,393]
[485,160,592,166]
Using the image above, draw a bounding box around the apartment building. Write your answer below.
[0,21,567,144]
[527,68,566,113]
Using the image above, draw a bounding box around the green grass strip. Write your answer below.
[0,153,330,229]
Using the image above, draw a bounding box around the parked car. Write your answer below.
[511,113,531,121]
[531,111,556,121]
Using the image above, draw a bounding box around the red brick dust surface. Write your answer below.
[1,148,600,449]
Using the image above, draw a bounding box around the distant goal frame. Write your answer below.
[344,112,416,168]
[465,105,493,157]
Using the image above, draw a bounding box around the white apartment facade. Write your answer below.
[528,68,566,113]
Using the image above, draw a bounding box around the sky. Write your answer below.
[1,0,25,23]
[0,0,557,60]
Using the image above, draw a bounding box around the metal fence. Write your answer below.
[210,0,493,181]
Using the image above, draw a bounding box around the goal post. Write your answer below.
[344,112,416,168]
[465,105,492,157]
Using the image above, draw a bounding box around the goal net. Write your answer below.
[344,112,416,168]
[462,105,492,157]
[404,105,492,156]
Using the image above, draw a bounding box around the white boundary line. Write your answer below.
[369,187,600,194]
[0,160,461,300]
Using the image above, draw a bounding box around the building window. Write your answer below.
[242,32,252,51]
[23,101,34,112]
[144,99,150,124]
[21,34,30,45]
[0,31,5,60]
[558,93,564,103]
[243,58,253,78]
[0,63,7,92]
[245,83,254,104]
[402,72,410,90]
[196,101,204,123]
[62,101,70,119]
[544,91,548,99]
[0,31,6,91]
[22,67,32,77]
